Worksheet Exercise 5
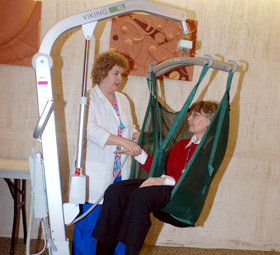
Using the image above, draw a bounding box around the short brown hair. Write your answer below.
[91,51,129,84]
[189,101,218,120]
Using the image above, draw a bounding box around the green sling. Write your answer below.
[130,59,234,226]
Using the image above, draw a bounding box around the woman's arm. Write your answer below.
[106,134,142,156]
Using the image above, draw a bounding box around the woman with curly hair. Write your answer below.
[73,51,141,255]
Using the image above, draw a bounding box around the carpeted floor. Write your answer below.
[1,237,280,255]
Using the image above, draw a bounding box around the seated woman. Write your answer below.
[92,101,218,255]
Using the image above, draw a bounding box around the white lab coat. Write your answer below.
[84,85,136,204]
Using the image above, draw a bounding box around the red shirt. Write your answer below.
[140,139,198,185]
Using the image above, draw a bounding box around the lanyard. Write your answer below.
[113,93,124,177]
[183,142,193,170]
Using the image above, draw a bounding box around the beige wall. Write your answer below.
[1,0,280,252]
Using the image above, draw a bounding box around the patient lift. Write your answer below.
[30,1,192,254]
[30,0,238,253]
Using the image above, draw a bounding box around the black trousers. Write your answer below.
[92,179,173,254]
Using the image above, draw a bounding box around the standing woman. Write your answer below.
[72,51,141,255]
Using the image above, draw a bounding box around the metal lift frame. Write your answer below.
[32,1,189,254]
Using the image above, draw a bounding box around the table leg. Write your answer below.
[4,179,28,255]
[11,179,19,255]
[22,180,27,244]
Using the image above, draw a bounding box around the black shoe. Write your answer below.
[96,240,117,255]
[125,244,141,255]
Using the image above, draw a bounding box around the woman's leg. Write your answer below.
[73,203,101,255]
[114,176,127,255]
[92,180,144,245]
[117,185,173,254]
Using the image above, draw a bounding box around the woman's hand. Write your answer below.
[120,139,142,156]
[132,131,141,142]
[107,135,142,156]
[139,177,166,188]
